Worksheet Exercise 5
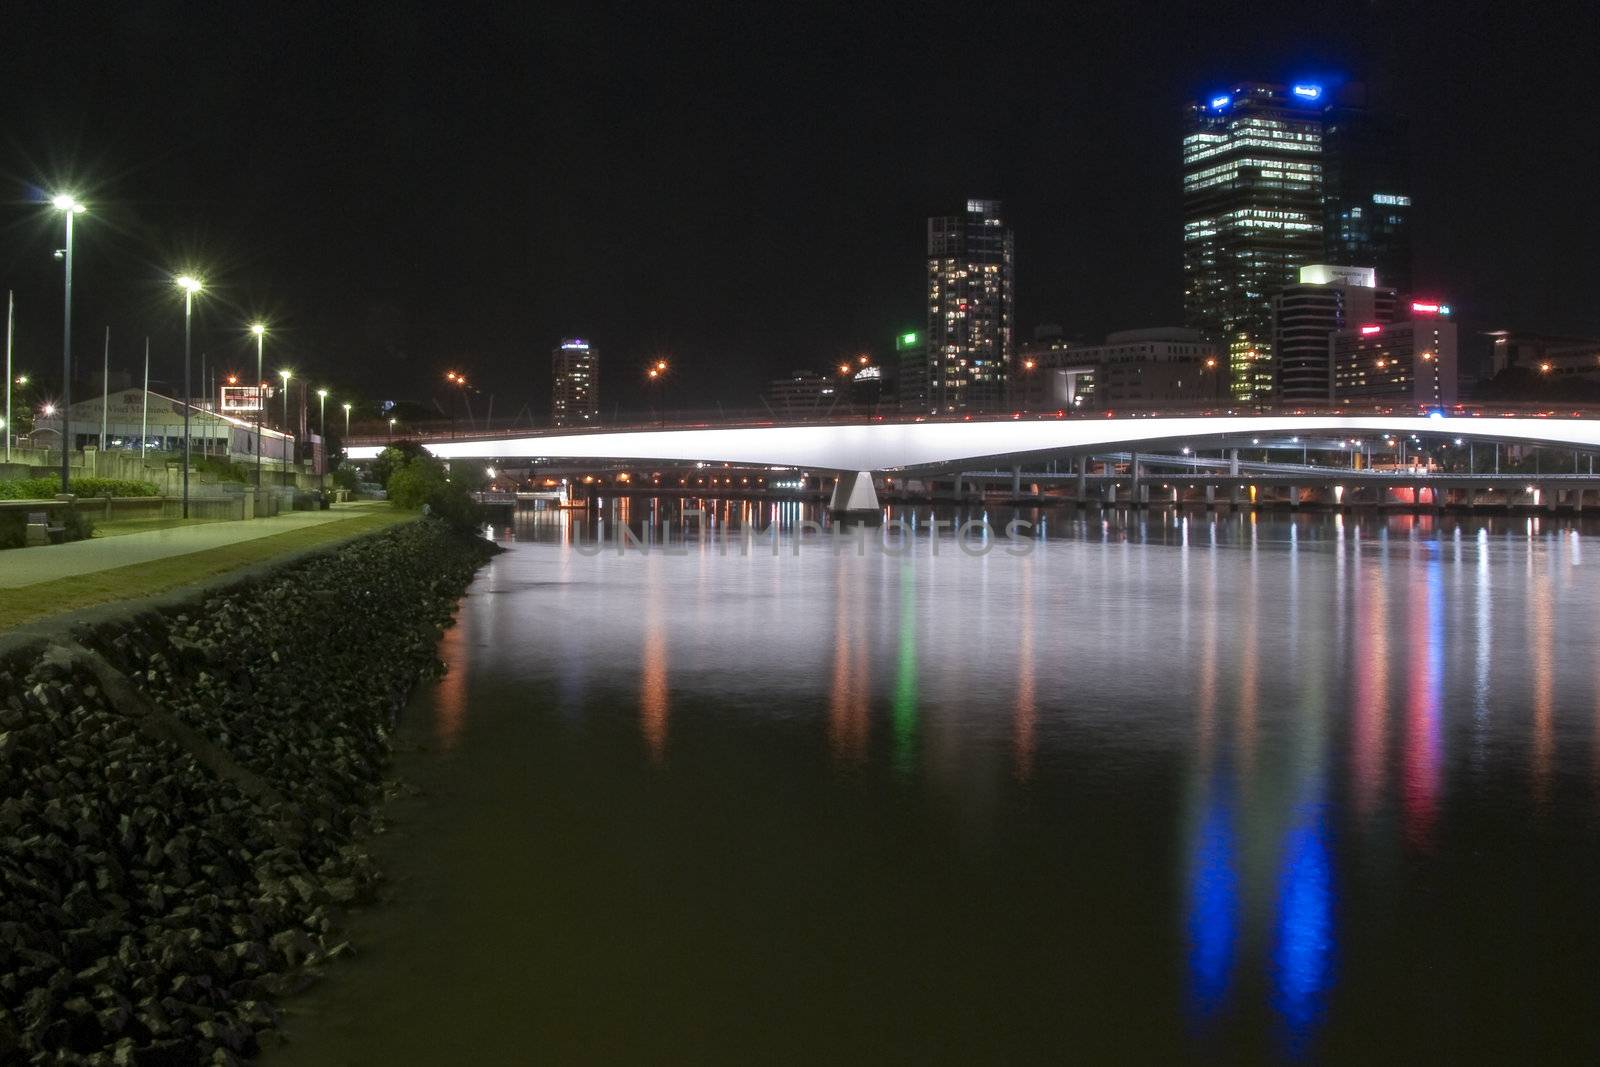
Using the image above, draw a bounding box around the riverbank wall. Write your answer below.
[0,519,496,1064]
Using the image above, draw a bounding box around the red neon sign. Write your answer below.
[1360,324,1383,335]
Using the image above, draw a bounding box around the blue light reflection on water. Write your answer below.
[1273,803,1334,1053]
[1187,781,1239,1020]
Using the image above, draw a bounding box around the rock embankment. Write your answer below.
[0,519,495,1064]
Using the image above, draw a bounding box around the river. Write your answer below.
[270,502,1600,1064]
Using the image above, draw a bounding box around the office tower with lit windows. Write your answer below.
[1271,264,1398,403]
[925,199,1014,413]
[1183,82,1326,405]
[551,337,598,427]
[1322,86,1413,297]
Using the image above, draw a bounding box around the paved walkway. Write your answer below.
[0,506,385,589]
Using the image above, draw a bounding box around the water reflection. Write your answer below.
[284,502,1600,1063]
[640,568,670,763]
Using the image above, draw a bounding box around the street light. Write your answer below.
[50,195,85,493]
[278,369,292,489]
[316,388,328,493]
[250,323,267,491]
[342,401,352,439]
[175,275,203,518]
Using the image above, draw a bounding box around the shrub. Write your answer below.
[193,455,250,483]
[0,475,159,500]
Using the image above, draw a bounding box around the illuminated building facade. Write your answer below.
[1014,328,1220,412]
[1183,83,1325,405]
[1331,305,1457,407]
[926,199,1014,413]
[551,338,598,427]
[1487,331,1600,380]
[1270,264,1397,403]
[763,370,837,419]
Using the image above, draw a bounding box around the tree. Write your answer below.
[369,441,429,489]
[386,455,448,508]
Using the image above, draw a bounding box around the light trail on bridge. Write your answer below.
[347,415,1600,474]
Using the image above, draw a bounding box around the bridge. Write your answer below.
[347,413,1600,514]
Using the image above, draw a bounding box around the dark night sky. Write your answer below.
[1,1,1596,417]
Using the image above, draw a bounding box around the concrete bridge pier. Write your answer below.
[1011,464,1022,501]
[1289,485,1300,509]
[828,471,881,519]
[1075,457,1088,505]
[1204,485,1216,509]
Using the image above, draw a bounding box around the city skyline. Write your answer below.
[0,4,1594,413]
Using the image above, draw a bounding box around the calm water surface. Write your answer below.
[273,504,1600,1064]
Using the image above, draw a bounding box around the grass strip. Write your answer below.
[0,509,413,631]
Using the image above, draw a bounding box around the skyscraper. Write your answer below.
[1322,85,1413,297]
[1183,82,1326,405]
[925,199,1014,413]
[551,337,598,427]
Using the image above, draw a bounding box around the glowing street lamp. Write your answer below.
[278,368,293,489]
[249,323,267,490]
[175,275,204,517]
[316,388,329,491]
[342,401,352,440]
[50,195,85,492]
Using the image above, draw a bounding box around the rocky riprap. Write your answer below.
[0,519,495,1065]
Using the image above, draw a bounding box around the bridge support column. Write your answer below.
[1011,464,1022,501]
[1076,458,1088,505]
[1289,486,1299,509]
[1205,485,1216,509]
[828,472,880,518]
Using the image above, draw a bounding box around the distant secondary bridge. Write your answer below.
[346,414,1600,513]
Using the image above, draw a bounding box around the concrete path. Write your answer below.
[0,506,384,589]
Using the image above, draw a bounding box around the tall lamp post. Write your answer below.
[278,369,293,489]
[342,401,352,439]
[175,275,203,518]
[316,388,328,493]
[250,323,266,490]
[50,195,85,492]
[3,290,12,463]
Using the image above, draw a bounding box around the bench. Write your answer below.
[25,511,66,547]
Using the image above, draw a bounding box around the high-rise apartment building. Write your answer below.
[1183,83,1326,405]
[1271,264,1397,403]
[925,199,1014,413]
[551,337,598,427]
